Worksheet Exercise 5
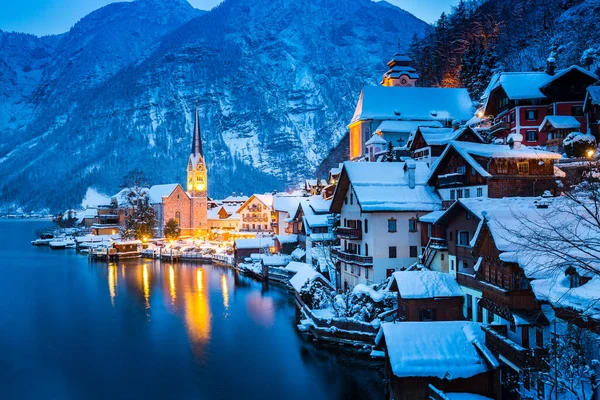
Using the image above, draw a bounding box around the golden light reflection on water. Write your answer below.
[221,274,229,316]
[108,263,117,306]
[169,265,176,303]
[196,269,203,293]
[184,267,211,348]
[142,264,150,309]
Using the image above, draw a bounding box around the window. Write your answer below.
[409,219,417,232]
[449,231,453,241]
[364,219,368,234]
[451,260,455,270]
[344,195,348,205]
[350,265,354,274]
[526,109,538,120]
[365,268,369,280]
[509,322,516,333]
[517,162,530,174]
[509,112,515,123]
[464,188,470,198]
[466,211,471,220]
[497,161,508,174]
[477,187,483,197]
[457,166,466,174]
[571,105,584,116]
[450,190,456,200]
[389,246,397,258]
[350,192,353,205]
[420,308,435,321]
[457,189,463,199]
[344,264,347,271]
[365,243,369,257]
[487,311,495,324]
[175,211,181,225]
[499,96,508,109]
[526,130,538,142]
[535,327,544,348]
[410,246,418,258]
[458,231,470,246]
[441,253,445,261]
[400,305,406,320]
[388,218,397,233]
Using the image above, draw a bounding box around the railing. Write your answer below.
[421,237,447,267]
[438,173,466,187]
[336,227,362,240]
[490,121,510,135]
[456,272,484,291]
[331,248,373,266]
[483,325,549,370]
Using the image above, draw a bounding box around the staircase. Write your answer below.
[420,237,448,268]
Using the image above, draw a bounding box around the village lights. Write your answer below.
[476,110,484,118]
[586,149,595,159]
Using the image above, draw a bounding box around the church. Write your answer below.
[150,105,209,237]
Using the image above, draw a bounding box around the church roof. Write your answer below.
[191,104,203,157]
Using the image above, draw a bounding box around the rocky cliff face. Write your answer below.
[0,0,427,210]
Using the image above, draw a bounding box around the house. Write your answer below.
[584,84,600,142]
[428,137,562,208]
[233,237,275,265]
[406,126,485,166]
[389,271,464,322]
[207,204,240,232]
[147,183,180,237]
[236,194,276,233]
[482,59,598,146]
[90,205,120,235]
[379,321,499,400]
[348,49,474,160]
[273,195,304,235]
[330,161,441,289]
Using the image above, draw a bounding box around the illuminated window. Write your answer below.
[517,162,530,174]
[496,161,508,174]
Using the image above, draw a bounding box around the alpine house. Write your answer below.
[330,161,441,289]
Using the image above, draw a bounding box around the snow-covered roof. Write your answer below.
[222,195,249,203]
[374,120,443,134]
[234,237,274,250]
[148,184,179,204]
[484,66,598,102]
[262,254,290,266]
[307,196,331,214]
[365,133,387,146]
[412,126,484,147]
[350,86,474,124]
[585,86,600,108]
[273,195,303,215]
[289,264,332,292]
[381,321,497,379]
[303,213,330,228]
[392,271,463,299]
[255,194,274,208]
[111,187,149,207]
[285,261,310,273]
[340,161,441,212]
[539,116,581,132]
[532,273,600,320]
[275,234,298,244]
[418,210,446,224]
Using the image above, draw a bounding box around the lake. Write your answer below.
[0,219,384,399]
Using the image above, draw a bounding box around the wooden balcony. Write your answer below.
[336,227,362,240]
[490,121,510,136]
[456,272,485,291]
[438,173,466,187]
[483,325,549,370]
[332,248,373,266]
[483,287,539,310]
[455,245,474,259]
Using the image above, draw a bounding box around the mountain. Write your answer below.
[0,0,427,211]
[409,0,600,100]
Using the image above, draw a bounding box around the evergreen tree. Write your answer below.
[382,142,396,162]
[164,218,181,240]
[121,194,156,240]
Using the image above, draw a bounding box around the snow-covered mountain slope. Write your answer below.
[0,0,427,210]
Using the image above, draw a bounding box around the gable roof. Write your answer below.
[374,120,443,134]
[539,115,581,132]
[584,85,600,110]
[428,141,562,183]
[381,321,497,379]
[350,86,474,125]
[392,271,463,298]
[236,194,274,214]
[409,126,485,150]
[148,184,181,204]
[331,161,441,213]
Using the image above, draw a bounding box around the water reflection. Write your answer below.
[245,291,275,327]
[108,263,117,306]
[185,267,211,355]
[142,264,150,310]
[169,265,176,304]
[221,274,229,316]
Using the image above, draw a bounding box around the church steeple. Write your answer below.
[381,45,419,87]
[191,103,203,157]
[187,103,207,195]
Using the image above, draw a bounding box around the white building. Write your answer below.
[330,161,442,289]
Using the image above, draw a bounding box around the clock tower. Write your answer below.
[186,103,208,234]
[381,48,419,87]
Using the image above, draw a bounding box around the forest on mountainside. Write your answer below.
[409,0,600,102]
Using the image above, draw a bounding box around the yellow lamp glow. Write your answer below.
[586,149,595,159]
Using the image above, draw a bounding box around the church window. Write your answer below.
[175,212,181,225]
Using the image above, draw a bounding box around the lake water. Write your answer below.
[0,220,383,399]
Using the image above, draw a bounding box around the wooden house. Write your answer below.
[584,84,600,142]
[406,126,484,166]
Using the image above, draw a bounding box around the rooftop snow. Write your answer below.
[539,115,581,131]
[289,264,331,292]
[343,161,441,212]
[586,86,600,106]
[418,210,446,224]
[148,184,179,204]
[351,86,473,124]
[392,271,463,299]
[365,133,387,146]
[234,237,274,249]
[273,195,303,215]
[275,234,298,244]
[374,120,443,134]
[381,321,496,379]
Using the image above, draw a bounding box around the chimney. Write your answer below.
[507,133,523,150]
[405,159,416,189]
[232,192,236,197]
[546,54,556,76]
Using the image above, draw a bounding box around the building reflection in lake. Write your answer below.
[245,291,275,327]
[108,263,117,306]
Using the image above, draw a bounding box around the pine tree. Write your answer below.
[164,218,181,240]
[382,142,396,162]
[121,194,156,240]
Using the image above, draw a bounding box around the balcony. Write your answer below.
[456,272,485,291]
[336,227,362,240]
[483,325,549,370]
[438,172,466,187]
[332,248,373,266]
[490,121,510,136]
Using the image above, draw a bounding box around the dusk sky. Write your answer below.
[0,0,459,37]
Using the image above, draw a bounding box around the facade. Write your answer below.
[482,60,598,146]
[584,85,600,142]
[406,126,484,166]
[236,194,276,233]
[330,161,441,289]
[348,50,474,160]
[428,138,562,208]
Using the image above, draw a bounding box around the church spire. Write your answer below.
[191,102,203,157]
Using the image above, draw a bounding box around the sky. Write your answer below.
[0,0,458,37]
